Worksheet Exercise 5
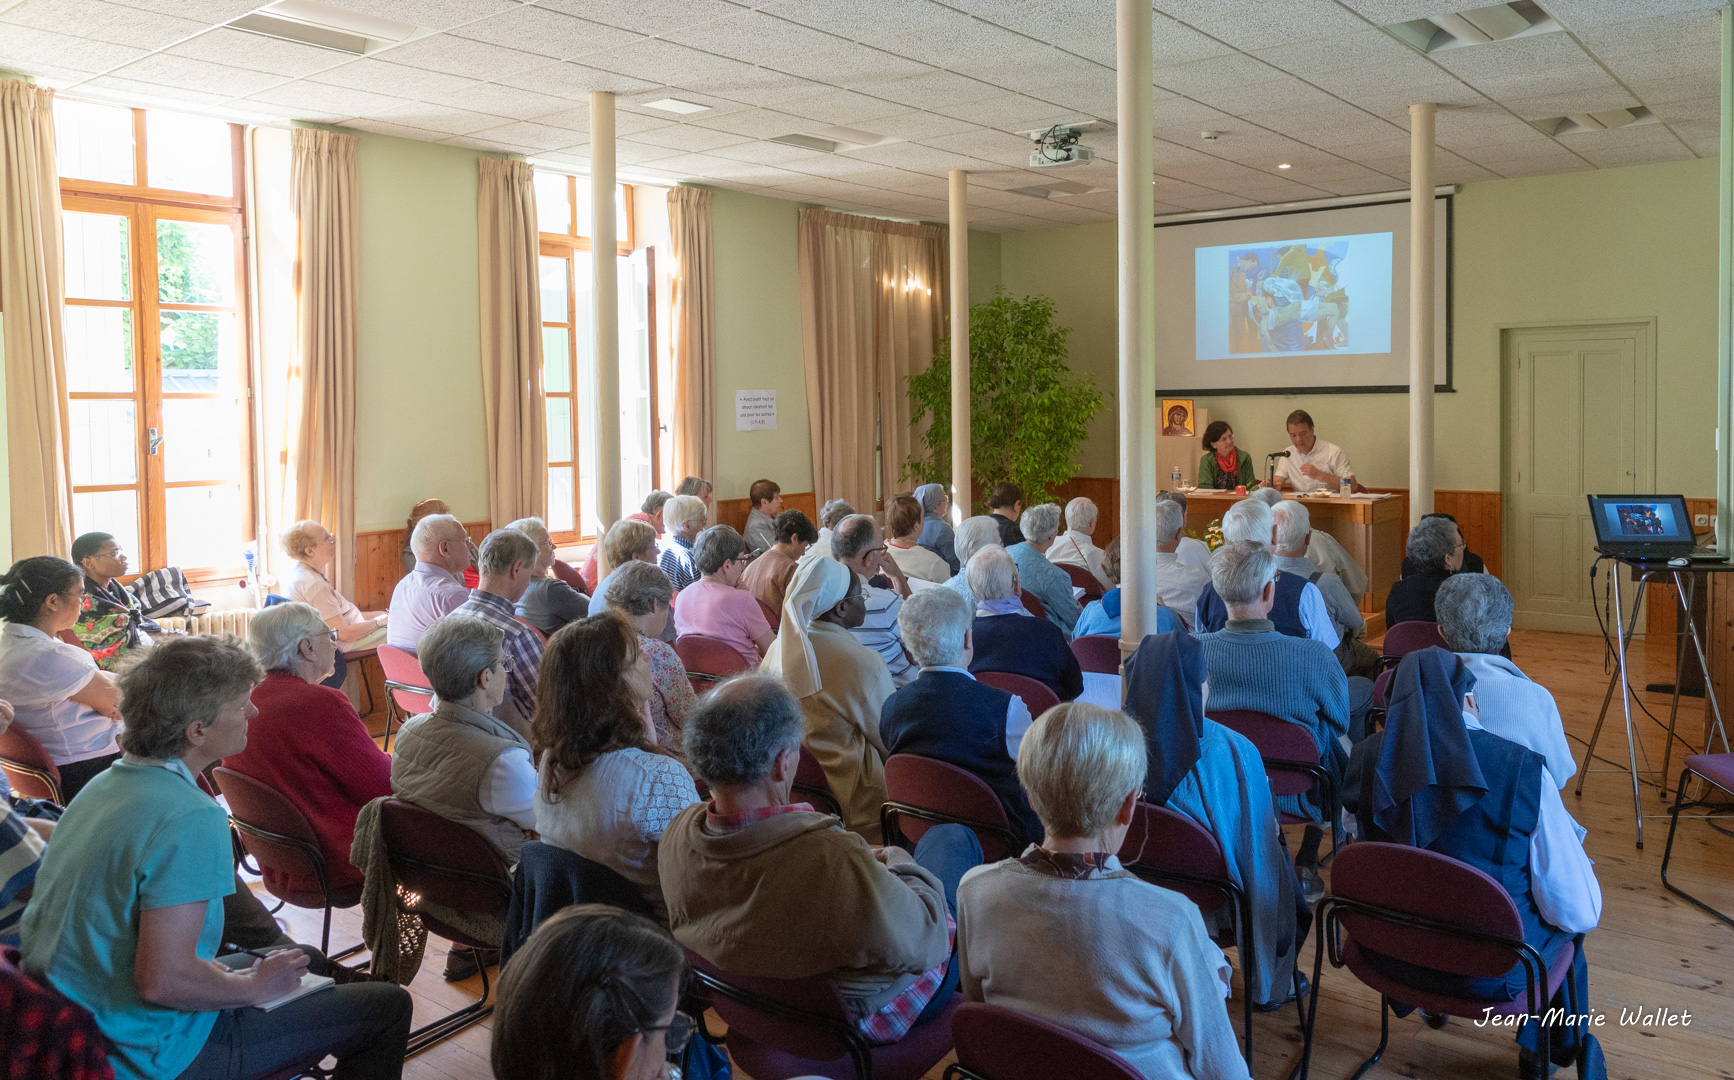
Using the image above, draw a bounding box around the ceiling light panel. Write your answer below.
[1384,2,1560,54]
[643,97,710,114]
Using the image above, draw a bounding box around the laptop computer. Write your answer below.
[1587,494,1723,562]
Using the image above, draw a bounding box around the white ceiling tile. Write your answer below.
[1334,1,1475,21]
[583,37,763,88]
[1189,75,1339,116]
[771,43,935,88]
[495,61,659,99]
[1495,87,1641,121]
[338,116,458,142]
[1431,32,1596,82]
[1149,14,1241,67]
[1648,94,1719,124]
[246,81,412,118]
[536,0,748,36]
[74,74,235,107]
[111,0,260,17]
[1574,10,1720,62]
[166,28,348,79]
[1542,0,1725,31]
[438,133,530,154]
[432,81,573,120]
[0,25,146,75]
[110,53,286,97]
[619,124,751,152]
[467,120,589,151]
[665,10,846,67]
[1154,53,1281,96]
[1575,141,1695,168]
[773,86,906,125]
[376,33,551,80]
[372,101,509,135]
[1624,72,1721,106]
[1252,29,1416,79]
[1432,107,1555,148]
[929,93,1077,131]
[871,13,1033,67]
[1,0,204,50]
[309,58,481,99]
[757,0,955,42]
[707,139,827,167]
[452,6,644,59]
[532,105,674,135]
[985,5,1115,66]
[688,107,836,138]
[919,128,1033,166]
[949,37,1084,89]
[858,69,1000,110]
[324,0,520,31]
[1159,0,1376,52]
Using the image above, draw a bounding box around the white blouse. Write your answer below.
[0,623,116,764]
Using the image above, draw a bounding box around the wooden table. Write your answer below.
[1177,490,1407,618]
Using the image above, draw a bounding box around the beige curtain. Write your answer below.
[667,185,715,487]
[797,209,946,514]
[290,128,360,597]
[477,156,545,528]
[0,79,72,560]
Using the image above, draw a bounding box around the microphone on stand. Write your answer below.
[1265,450,1288,488]
[1266,451,1290,458]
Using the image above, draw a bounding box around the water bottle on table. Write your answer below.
[1171,465,1182,490]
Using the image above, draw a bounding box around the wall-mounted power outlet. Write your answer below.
[1695,514,1711,527]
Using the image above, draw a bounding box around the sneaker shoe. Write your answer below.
[442,947,498,981]
[1254,972,1310,1013]
[1297,865,1325,904]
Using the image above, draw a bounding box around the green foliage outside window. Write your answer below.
[156,221,223,371]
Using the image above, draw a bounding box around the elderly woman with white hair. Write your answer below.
[1046,497,1112,591]
[1006,503,1083,636]
[1193,499,1338,649]
[943,515,1005,611]
[967,548,1083,704]
[507,516,589,636]
[808,497,856,561]
[761,557,892,842]
[225,602,392,900]
[281,519,388,648]
[913,483,960,575]
[1385,513,1466,630]
[657,495,709,593]
[956,702,1251,1080]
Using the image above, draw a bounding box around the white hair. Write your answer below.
[955,515,1003,567]
[505,516,550,548]
[967,547,1017,603]
[249,602,329,671]
[1210,540,1276,606]
[1250,486,1284,507]
[409,513,465,560]
[1220,499,1274,547]
[1436,573,1514,655]
[664,494,707,531]
[1270,500,1311,553]
[1064,497,1097,534]
[1154,500,1184,547]
[897,586,972,667]
[1020,502,1063,545]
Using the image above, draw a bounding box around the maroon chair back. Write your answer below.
[1059,563,1104,602]
[688,949,855,1056]
[882,754,1016,861]
[1372,666,1395,708]
[377,798,512,948]
[55,628,84,648]
[1207,708,1321,798]
[951,1001,1143,1080]
[1381,620,1448,659]
[1116,802,1234,916]
[758,597,781,632]
[1329,842,1528,979]
[792,745,843,818]
[1019,590,1047,619]
[551,558,585,590]
[674,634,751,680]
[977,670,1061,718]
[513,615,548,642]
[0,725,62,804]
[211,767,328,905]
[376,645,434,715]
[1070,635,1122,675]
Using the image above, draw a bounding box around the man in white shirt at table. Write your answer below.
[1274,409,1363,494]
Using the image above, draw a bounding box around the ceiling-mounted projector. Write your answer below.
[1025,123,1096,168]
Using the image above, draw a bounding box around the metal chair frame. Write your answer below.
[379,677,432,751]
[1210,711,1342,861]
[220,805,364,960]
[0,753,61,805]
[690,964,881,1080]
[386,853,513,1055]
[1659,760,1734,929]
[880,800,1019,862]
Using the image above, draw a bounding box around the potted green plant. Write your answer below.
[903,292,1105,510]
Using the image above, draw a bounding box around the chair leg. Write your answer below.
[1235,896,1255,1063]
[1659,769,1734,928]
[1294,925,1328,1080]
[1347,996,1391,1080]
[406,951,495,1056]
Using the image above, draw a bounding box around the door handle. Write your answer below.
[148,427,163,456]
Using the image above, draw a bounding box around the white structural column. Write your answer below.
[1408,102,1437,524]
[949,169,971,521]
[1116,0,1158,650]
[592,90,622,531]
[1717,8,1733,553]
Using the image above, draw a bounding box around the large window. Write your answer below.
[535,172,662,543]
[55,99,253,579]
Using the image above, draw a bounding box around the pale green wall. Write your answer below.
[353,134,491,531]
[1000,157,1721,493]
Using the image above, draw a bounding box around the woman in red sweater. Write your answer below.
[225,602,392,897]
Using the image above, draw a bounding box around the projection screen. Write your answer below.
[1153,195,1450,395]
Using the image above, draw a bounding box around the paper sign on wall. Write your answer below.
[735,390,777,431]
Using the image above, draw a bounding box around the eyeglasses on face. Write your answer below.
[638,1011,697,1057]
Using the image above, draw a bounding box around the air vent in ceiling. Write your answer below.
[767,126,891,153]
[1384,2,1558,54]
[229,0,423,55]
[1533,107,1657,136]
[1010,180,1098,200]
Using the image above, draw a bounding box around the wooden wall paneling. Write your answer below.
[713,491,818,534]
[1434,489,1504,581]
[1645,498,1717,636]
[352,520,490,612]
[1051,477,1120,546]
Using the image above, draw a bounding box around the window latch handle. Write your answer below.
[148,427,163,456]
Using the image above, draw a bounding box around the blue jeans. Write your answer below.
[910,824,982,1023]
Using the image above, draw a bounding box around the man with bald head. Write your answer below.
[387,513,474,651]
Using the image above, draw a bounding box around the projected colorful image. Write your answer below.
[1607,502,1680,538]
[1193,231,1392,362]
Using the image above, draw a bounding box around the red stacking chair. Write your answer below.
[1209,708,1338,845]
[944,1001,1143,1080]
[792,745,843,819]
[1300,842,1584,1080]
[1059,563,1104,603]
[212,767,363,958]
[378,798,513,1054]
[674,634,753,696]
[1661,752,1734,928]
[1069,635,1122,675]
[975,671,1061,719]
[881,754,1019,862]
[375,645,434,752]
[1378,620,1448,669]
[0,725,62,804]
[513,615,548,642]
[759,597,782,632]
[688,949,961,1080]
[552,557,585,591]
[1019,590,1047,620]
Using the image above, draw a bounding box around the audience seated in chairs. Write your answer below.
[531,613,700,921]
[740,509,818,615]
[1046,497,1113,592]
[507,516,589,636]
[491,904,698,1080]
[762,557,895,842]
[281,519,388,649]
[1072,538,1178,640]
[944,515,1005,612]
[809,497,855,561]
[1196,541,1352,902]
[1387,514,1469,630]
[1123,630,1304,1011]
[1194,500,1339,649]
[1271,500,1381,678]
[387,512,473,652]
[2,752,50,947]
[658,495,709,594]
[0,556,122,802]
[391,614,536,980]
[882,587,1041,848]
[20,636,413,1080]
[967,548,1083,705]
[225,602,392,902]
[597,561,697,755]
[590,519,672,644]
[1007,503,1084,637]
[1155,490,1213,573]
[672,526,774,669]
[914,483,959,576]
[71,531,167,670]
[955,702,1251,1080]
[659,674,979,1047]
[452,529,545,735]
[987,483,1026,548]
[829,514,917,686]
[1148,502,1210,632]
[580,490,670,593]
[743,478,784,554]
[1343,648,1601,1080]
[400,497,452,574]
[1400,511,1486,578]
[885,494,953,584]
[1436,574,1573,787]
[675,475,715,511]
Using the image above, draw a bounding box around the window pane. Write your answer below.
[534,171,570,235]
[619,253,652,512]
[55,99,134,185]
[68,399,138,485]
[63,212,130,301]
[157,219,235,305]
[161,398,240,483]
[73,490,140,563]
[574,181,592,238]
[617,183,630,245]
[539,255,568,322]
[64,306,134,392]
[546,397,572,462]
[160,311,239,390]
[573,257,598,537]
[145,111,232,197]
[547,467,575,534]
[542,326,570,392]
[166,484,244,567]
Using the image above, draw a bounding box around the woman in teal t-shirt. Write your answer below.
[20,636,412,1080]
[1197,420,1258,491]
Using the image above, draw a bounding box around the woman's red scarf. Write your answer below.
[1214,448,1238,478]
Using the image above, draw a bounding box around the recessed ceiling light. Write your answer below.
[1277,162,1292,169]
[643,98,710,115]
[1383,1,1558,54]
[768,125,890,153]
[229,0,420,54]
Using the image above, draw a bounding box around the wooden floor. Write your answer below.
[262,628,1734,1080]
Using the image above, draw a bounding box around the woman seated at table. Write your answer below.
[956,702,1250,1080]
[19,635,413,1080]
[1197,421,1258,491]
[531,614,700,920]
[0,556,123,801]
[670,526,773,669]
[281,519,388,648]
[598,561,696,753]
[508,517,589,636]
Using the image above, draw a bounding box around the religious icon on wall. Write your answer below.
[1161,399,1195,437]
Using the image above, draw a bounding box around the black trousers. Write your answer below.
[57,751,122,802]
